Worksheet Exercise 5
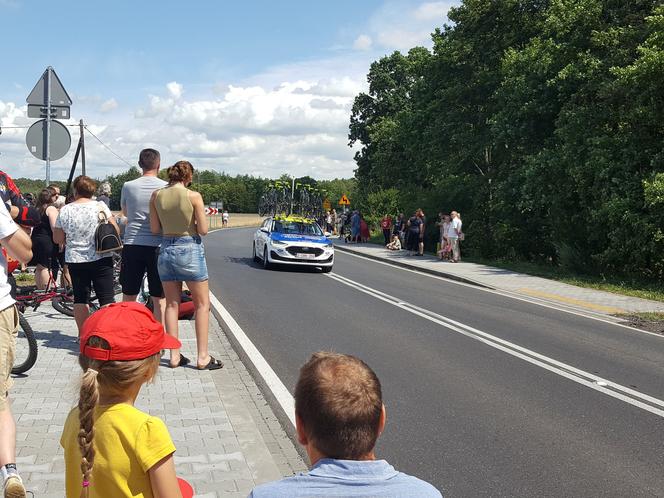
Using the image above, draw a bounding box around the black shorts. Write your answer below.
[120,245,163,297]
[68,257,115,305]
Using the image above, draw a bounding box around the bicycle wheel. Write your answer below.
[52,295,75,317]
[12,313,38,374]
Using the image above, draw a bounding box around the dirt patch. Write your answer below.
[614,314,664,335]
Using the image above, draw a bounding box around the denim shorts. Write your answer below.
[158,236,208,282]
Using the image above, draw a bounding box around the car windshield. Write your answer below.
[272,220,323,236]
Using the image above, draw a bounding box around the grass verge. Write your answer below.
[613,312,664,335]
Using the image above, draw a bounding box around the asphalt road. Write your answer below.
[206,227,664,497]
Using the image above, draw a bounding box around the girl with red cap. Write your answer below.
[60,302,188,498]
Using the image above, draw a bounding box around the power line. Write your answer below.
[83,125,133,168]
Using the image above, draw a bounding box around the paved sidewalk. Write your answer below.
[10,303,306,497]
[333,239,664,316]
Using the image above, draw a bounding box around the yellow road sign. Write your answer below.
[338,194,350,205]
[323,198,331,211]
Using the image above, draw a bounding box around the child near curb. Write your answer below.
[60,302,184,498]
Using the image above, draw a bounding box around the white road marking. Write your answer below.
[209,292,296,428]
[327,272,664,419]
[334,248,664,339]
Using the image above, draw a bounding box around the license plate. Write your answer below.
[297,253,316,259]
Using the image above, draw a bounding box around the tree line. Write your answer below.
[13,170,357,216]
[349,0,664,280]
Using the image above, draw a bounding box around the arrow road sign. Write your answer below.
[338,194,350,205]
[27,68,72,106]
[205,207,219,215]
[26,119,71,161]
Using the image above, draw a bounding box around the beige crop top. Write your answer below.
[154,184,197,236]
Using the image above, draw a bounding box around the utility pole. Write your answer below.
[290,176,295,215]
[79,119,86,176]
[45,67,52,185]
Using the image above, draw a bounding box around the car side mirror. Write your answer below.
[260,227,269,233]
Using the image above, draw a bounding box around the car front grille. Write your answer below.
[285,246,324,257]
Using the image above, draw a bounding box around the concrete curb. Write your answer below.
[208,293,307,464]
[334,244,494,290]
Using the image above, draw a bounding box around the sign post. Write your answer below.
[26,67,72,184]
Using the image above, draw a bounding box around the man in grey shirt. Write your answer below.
[249,352,442,497]
[120,148,167,321]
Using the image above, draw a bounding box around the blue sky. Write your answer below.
[0,0,456,181]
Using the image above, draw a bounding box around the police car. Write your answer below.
[253,215,334,272]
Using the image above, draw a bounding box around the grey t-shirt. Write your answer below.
[121,175,167,246]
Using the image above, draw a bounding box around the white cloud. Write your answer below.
[413,1,450,21]
[363,0,456,51]
[353,34,373,51]
[99,98,118,113]
[166,81,183,99]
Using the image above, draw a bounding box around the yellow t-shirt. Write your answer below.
[60,403,176,498]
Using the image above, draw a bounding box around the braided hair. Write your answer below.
[77,336,160,497]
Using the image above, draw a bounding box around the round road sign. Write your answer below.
[25,119,71,161]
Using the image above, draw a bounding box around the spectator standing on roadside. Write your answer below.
[222,209,229,227]
[350,210,360,243]
[406,211,421,256]
[0,202,32,498]
[380,214,392,246]
[150,161,222,371]
[96,182,111,208]
[249,352,442,498]
[416,208,426,256]
[53,176,119,333]
[360,214,370,243]
[29,189,59,289]
[120,148,167,323]
[330,209,337,235]
[448,211,462,262]
[61,303,183,498]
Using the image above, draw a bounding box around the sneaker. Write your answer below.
[3,475,26,498]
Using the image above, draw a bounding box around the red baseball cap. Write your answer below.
[81,302,181,361]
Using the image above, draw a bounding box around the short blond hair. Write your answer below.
[295,352,382,459]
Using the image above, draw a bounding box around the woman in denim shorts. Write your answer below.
[150,161,222,371]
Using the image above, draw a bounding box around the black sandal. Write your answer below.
[198,356,223,370]
[169,354,191,368]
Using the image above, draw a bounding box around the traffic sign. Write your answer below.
[205,207,219,215]
[338,195,350,206]
[322,198,331,211]
[27,105,70,119]
[27,68,72,106]
[26,119,71,161]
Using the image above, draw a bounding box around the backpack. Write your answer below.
[95,203,123,254]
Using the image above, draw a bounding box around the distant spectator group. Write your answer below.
[337,206,464,262]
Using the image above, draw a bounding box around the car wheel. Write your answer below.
[263,247,272,269]
[321,265,332,273]
[253,243,260,263]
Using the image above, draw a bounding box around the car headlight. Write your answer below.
[271,239,287,246]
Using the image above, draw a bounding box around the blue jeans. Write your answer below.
[158,235,208,282]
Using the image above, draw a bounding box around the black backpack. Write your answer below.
[95,204,123,254]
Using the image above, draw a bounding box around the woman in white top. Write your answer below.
[53,176,120,333]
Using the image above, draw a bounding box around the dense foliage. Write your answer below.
[349,0,664,279]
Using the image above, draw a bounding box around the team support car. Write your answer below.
[253,215,334,272]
